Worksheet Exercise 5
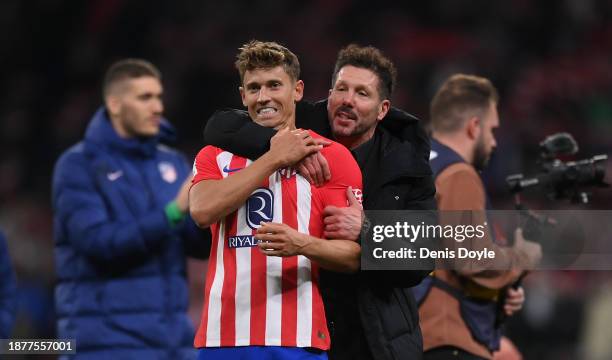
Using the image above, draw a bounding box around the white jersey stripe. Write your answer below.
[234,206,252,345]
[206,219,226,346]
[234,159,253,345]
[295,175,313,346]
[265,171,283,345]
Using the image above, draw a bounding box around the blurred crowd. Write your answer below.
[0,1,610,359]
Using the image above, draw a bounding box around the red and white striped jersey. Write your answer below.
[191,131,362,350]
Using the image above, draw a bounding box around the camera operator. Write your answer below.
[414,74,542,360]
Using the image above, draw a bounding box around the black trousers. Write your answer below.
[424,347,488,360]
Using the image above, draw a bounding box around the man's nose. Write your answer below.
[341,91,355,107]
[153,98,164,114]
[257,87,271,103]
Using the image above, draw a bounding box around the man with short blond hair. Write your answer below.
[202,43,437,360]
[190,40,363,360]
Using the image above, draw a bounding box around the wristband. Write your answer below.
[165,201,186,227]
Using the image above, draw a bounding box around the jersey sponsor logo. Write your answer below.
[246,188,274,229]
[228,235,259,248]
[159,162,177,183]
[223,165,244,173]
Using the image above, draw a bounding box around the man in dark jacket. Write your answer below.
[0,230,17,339]
[203,45,436,360]
[52,59,210,359]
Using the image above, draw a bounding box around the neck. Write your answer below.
[275,117,296,131]
[109,114,132,139]
[336,126,376,150]
[432,133,474,165]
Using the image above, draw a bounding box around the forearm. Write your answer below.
[181,219,212,259]
[440,213,524,288]
[300,236,361,273]
[66,209,171,261]
[190,152,280,227]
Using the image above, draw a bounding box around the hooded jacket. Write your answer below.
[0,231,17,339]
[52,107,208,359]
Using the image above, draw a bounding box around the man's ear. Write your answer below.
[239,86,246,107]
[294,80,304,102]
[466,116,481,140]
[105,95,121,117]
[376,99,391,121]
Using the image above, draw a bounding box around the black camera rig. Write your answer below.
[506,132,608,204]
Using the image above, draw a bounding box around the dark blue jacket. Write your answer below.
[0,230,17,338]
[52,108,208,359]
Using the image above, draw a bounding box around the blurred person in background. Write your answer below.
[0,230,17,338]
[52,59,210,359]
[413,74,542,360]
[203,44,436,360]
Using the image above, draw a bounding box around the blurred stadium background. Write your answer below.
[1,1,611,359]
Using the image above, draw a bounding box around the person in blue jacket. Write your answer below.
[0,230,17,339]
[52,59,210,359]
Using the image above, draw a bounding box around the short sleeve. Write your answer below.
[318,142,363,208]
[192,145,222,185]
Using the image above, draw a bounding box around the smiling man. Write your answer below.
[189,41,363,360]
[201,44,437,360]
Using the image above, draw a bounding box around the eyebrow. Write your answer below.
[137,91,163,98]
[336,80,372,92]
[245,78,283,88]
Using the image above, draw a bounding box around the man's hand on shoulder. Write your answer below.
[267,128,322,168]
[323,187,363,241]
[297,148,331,187]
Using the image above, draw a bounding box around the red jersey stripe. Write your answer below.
[194,218,220,348]
[249,171,269,345]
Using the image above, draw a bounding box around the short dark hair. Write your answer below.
[331,44,397,100]
[429,74,499,133]
[235,40,300,84]
[102,58,161,97]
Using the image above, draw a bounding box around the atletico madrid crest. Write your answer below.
[158,162,177,183]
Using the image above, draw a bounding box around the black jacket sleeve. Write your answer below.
[202,101,329,159]
[203,109,273,159]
